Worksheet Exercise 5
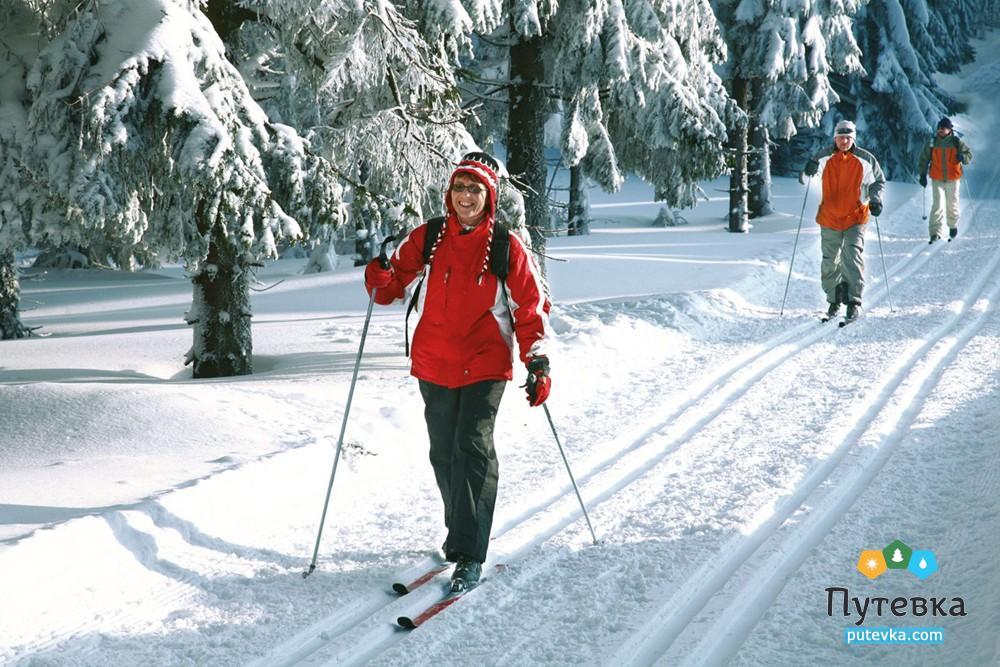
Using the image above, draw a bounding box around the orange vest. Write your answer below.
[817,151,869,231]
[928,138,963,181]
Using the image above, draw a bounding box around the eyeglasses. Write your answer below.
[451,184,486,194]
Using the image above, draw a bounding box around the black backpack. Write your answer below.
[405,217,511,356]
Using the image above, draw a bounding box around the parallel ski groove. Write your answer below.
[610,166,1000,666]
[689,262,1000,666]
[257,200,968,666]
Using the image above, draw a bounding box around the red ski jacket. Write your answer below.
[369,215,551,388]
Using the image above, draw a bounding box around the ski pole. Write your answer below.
[779,177,811,317]
[921,185,927,220]
[872,216,894,313]
[542,403,599,545]
[304,235,396,579]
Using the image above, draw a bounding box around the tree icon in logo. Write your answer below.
[882,539,912,570]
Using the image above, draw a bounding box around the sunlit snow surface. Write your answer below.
[3,32,1000,667]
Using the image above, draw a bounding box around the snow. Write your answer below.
[3,29,1000,667]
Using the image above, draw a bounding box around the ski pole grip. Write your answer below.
[378,235,396,269]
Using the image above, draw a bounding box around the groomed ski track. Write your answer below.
[8,63,1000,659]
[238,165,1000,665]
[9,171,997,667]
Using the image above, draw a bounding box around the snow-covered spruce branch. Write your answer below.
[455,68,523,88]
[405,108,476,125]
[308,152,420,219]
[471,30,517,48]
[459,84,509,106]
[372,63,440,178]
[365,9,452,87]
[381,63,471,126]
[245,11,327,70]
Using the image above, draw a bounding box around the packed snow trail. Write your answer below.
[278,183,995,665]
[257,186,997,665]
[614,173,1000,665]
[7,47,1000,662]
[10,173,995,667]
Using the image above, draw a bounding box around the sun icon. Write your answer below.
[857,550,887,579]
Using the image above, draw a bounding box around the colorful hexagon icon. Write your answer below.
[857,550,887,580]
[908,550,938,580]
[882,539,912,570]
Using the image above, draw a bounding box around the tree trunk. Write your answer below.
[186,225,253,378]
[728,77,750,233]
[0,250,31,340]
[748,80,773,219]
[567,164,589,235]
[202,0,259,46]
[506,28,549,273]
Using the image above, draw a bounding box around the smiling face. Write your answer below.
[937,126,952,138]
[834,134,855,152]
[449,173,489,227]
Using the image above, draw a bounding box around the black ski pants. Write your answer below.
[418,379,505,564]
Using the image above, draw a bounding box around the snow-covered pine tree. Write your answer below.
[775,0,996,181]
[229,0,478,262]
[846,0,952,180]
[597,0,734,211]
[6,0,342,376]
[0,2,59,339]
[415,0,734,268]
[711,0,865,230]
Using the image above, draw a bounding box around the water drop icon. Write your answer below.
[919,558,928,569]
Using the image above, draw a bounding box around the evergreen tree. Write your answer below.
[711,0,865,230]
[231,0,479,262]
[775,0,997,180]
[2,0,341,375]
[417,0,734,268]
[0,3,57,338]
[848,0,952,180]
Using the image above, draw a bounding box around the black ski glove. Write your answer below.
[869,199,883,217]
[798,159,818,185]
[919,173,927,188]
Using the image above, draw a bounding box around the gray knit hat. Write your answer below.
[834,120,857,139]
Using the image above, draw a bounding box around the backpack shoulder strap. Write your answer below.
[406,216,446,357]
[489,223,510,281]
[490,224,514,324]
[422,216,446,264]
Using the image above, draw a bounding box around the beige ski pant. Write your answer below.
[929,179,961,237]
[821,224,866,305]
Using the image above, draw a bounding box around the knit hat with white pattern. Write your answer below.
[445,151,500,219]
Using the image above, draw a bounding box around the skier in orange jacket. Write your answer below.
[800,120,886,323]
[917,117,973,243]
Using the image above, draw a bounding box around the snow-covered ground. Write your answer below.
[3,35,1000,667]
